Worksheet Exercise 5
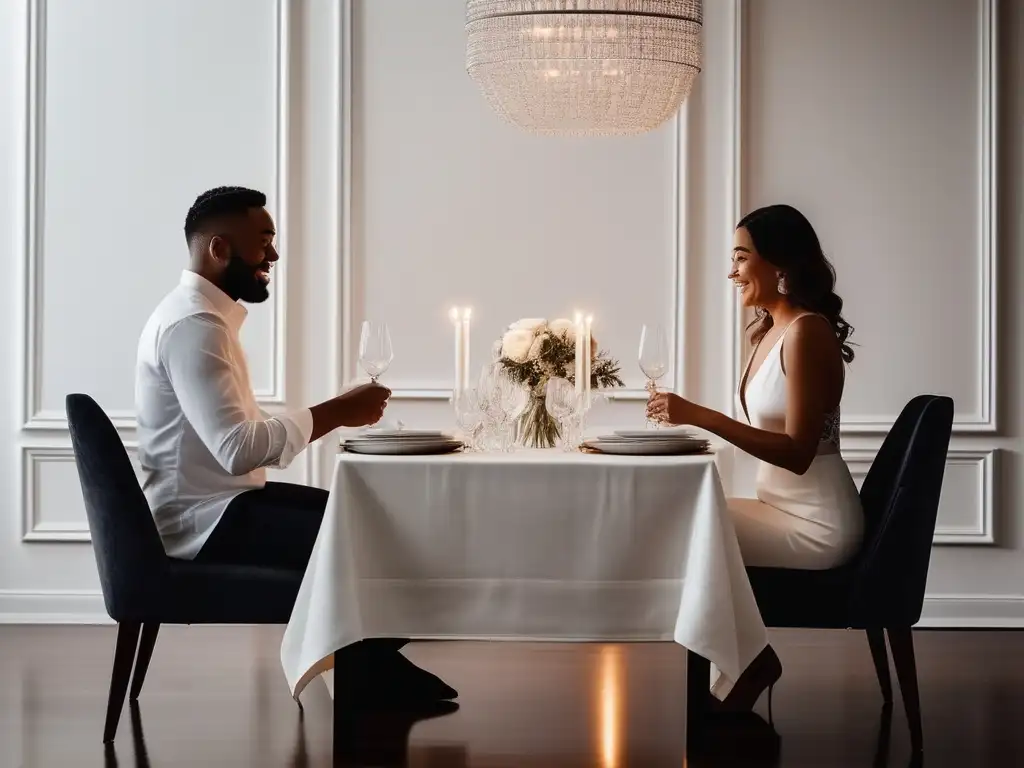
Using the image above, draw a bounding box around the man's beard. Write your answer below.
[222,248,270,303]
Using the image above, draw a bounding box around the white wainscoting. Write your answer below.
[19,0,292,433]
[842,448,998,545]
[734,0,997,435]
[0,0,1020,628]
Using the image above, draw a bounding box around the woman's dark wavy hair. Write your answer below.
[738,204,855,363]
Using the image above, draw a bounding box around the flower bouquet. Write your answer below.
[495,317,624,448]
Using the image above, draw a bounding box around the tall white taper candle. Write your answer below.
[450,307,464,397]
[584,315,593,407]
[461,308,472,392]
[574,311,584,399]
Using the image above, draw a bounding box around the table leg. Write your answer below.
[686,650,713,751]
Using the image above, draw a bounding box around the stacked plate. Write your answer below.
[342,429,463,456]
[583,428,710,456]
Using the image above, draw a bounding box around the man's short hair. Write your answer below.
[184,186,266,244]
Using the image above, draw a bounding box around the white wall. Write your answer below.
[0,0,1020,625]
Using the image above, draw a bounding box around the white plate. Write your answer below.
[613,428,698,439]
[347,434,453,444]
[356,429,450,439]
[596,434,704,444]
[585,439,709,456]
[344,439,463,456]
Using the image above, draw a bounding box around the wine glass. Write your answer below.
[454,387,484,450]
[359,321,393,382]
[545,377,582,451]
[639,324,669,428]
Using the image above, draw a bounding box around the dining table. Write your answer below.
[279,443,768,744]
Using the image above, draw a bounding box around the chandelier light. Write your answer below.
[465,0,703,136]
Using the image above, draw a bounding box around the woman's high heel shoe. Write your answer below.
[715,644,782,717]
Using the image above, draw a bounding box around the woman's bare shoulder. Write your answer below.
[782,314,843,371]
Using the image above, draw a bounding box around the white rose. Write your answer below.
[548,318,576,342]
[508,318,548,334]
[527,332,549,360]
[501,329,534,362]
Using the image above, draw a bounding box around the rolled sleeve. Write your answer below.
[270,407,314,469]
[161,314,311,476]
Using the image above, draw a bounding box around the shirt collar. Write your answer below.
[179,270,248,330]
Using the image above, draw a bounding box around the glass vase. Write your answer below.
[515,391,560,449]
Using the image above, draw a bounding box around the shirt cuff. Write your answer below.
[273,408,314,469]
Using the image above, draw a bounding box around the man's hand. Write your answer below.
[334,382,392,427]
[309,382,391,441]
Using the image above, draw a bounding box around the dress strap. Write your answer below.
[778,312,821,340]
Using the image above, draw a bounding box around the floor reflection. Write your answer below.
[95,697,930,768]
[5,627,1020,767]
[689,701,926,768]
[103,699,470,768]
[334,700,466,767]
[102,702,312,768]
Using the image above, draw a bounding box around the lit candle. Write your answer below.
[450,307,464,397]
[461,308,472,392]
[584,314,593,406]
[574,311,584,399]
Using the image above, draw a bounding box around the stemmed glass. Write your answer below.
[639,323,669,428]
[359,321,393,383]
[476,366,525,451]
[454,388,484,450]
[545,377,582,451]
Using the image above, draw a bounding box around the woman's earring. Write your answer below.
[777,274,788,295]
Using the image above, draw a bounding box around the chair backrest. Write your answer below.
[66,393,168,621]
[851,394,954,626]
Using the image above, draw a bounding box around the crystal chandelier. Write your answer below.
[465,1,703,137]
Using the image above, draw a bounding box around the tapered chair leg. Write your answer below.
[129,623,160,701]
[886,627,923,753]
[865,628,893,705]
[104,622,141,743]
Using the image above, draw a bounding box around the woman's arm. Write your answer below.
[648,316,841,475]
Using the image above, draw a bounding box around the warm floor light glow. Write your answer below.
[597,645,625,768]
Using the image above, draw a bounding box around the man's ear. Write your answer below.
[208,234,231,263]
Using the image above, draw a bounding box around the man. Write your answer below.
[135,185,456,706]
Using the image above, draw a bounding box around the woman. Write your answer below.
[647,204,864,713]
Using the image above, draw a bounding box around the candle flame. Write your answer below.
[463,307,472,320]
[449,307,459,322]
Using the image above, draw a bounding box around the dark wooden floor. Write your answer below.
[0,625,1021,767]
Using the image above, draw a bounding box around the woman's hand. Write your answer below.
[646,392,701,426]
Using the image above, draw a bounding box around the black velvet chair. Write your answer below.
[65,393,304,743]
[745,394,955,754]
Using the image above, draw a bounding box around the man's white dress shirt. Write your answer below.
[135,271,313,559]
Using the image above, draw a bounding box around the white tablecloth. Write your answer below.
[280,449,767,702]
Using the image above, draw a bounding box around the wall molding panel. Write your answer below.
[19,0,294,433]
[724,0,745,419]
[730,0,998,436]
[19,443,139,543]
[842,447,998,545]
[19,439,310,544]
[335,1,688,403]
[840,0,998,434]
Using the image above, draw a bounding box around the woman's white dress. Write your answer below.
[727,313,864,570]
